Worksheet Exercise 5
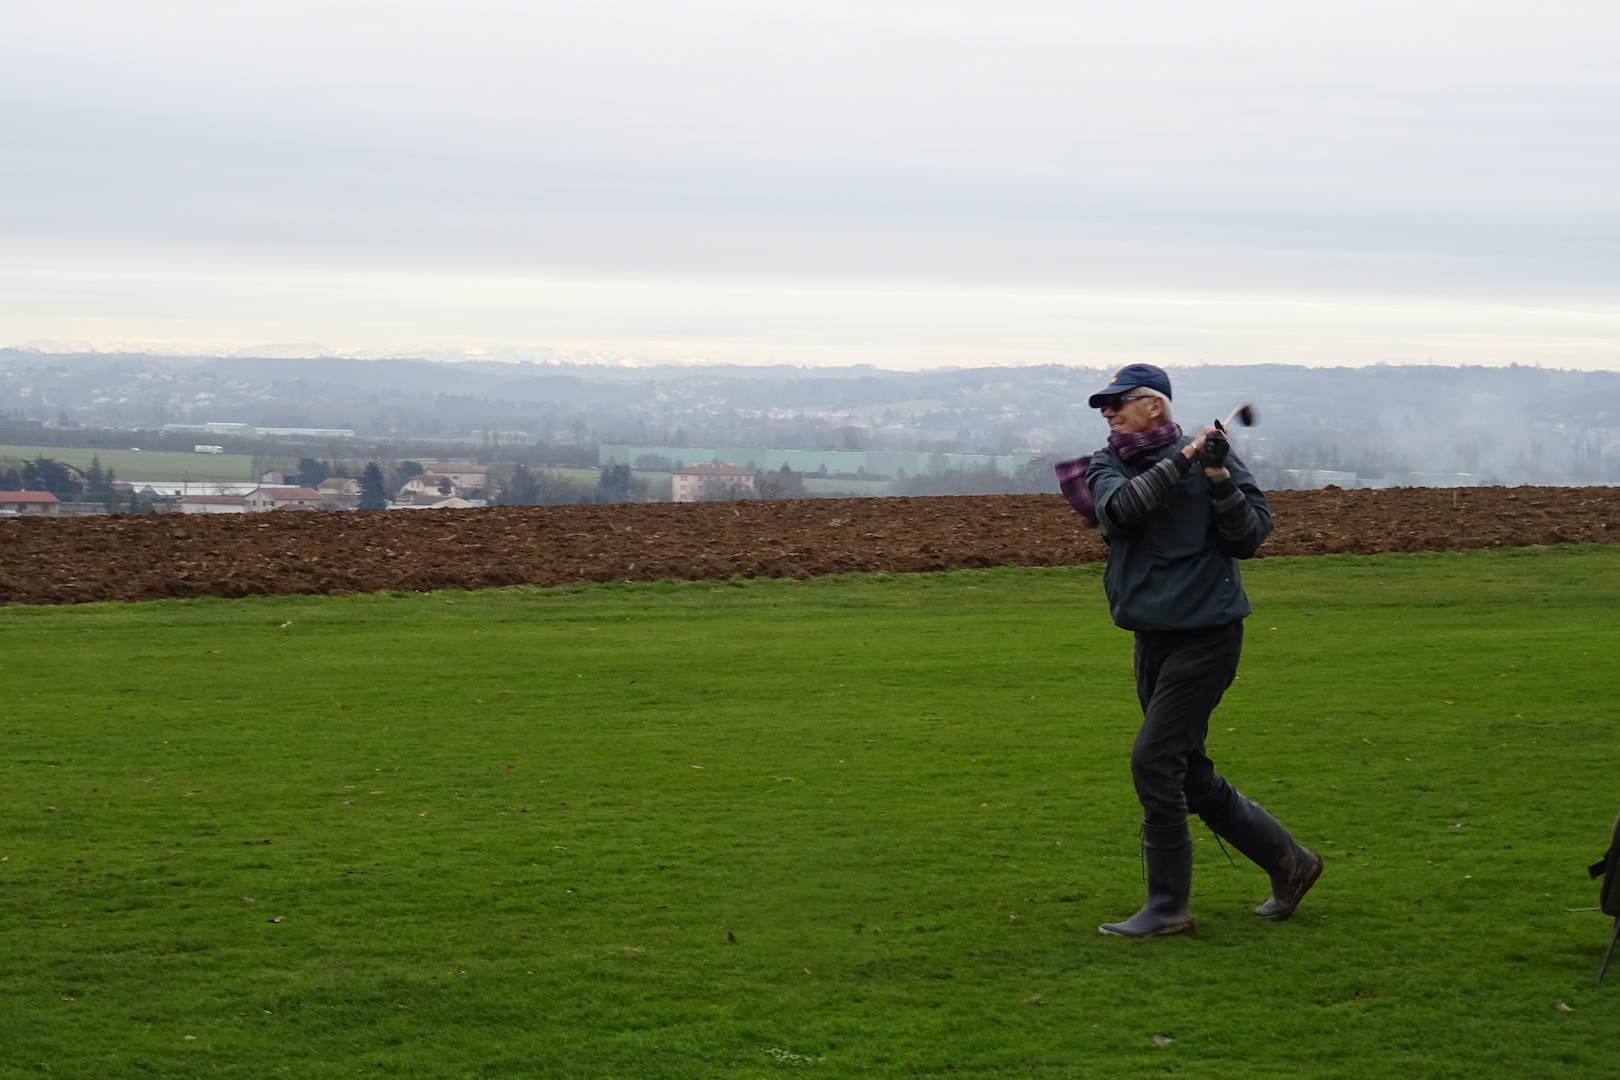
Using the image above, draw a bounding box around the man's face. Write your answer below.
[1099,389,1163,434]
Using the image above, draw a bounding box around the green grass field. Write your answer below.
[2,548,1618,1078]
[0,444,262,483]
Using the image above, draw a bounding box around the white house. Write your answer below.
[243,486,326,512]
[316,477,362,510]
[422,464,488,490]
[0,491,60,516]
[671,463,755,502]
[397,475,461,500]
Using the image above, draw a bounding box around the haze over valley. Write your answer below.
[4,349,1617,492]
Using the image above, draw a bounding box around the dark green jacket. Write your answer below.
[1085,438,1272,632]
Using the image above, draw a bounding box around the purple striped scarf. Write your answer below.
[1054,423,1183,526]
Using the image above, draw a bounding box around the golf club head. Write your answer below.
[1224,403,1257,429]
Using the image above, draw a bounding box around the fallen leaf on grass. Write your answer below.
[184,1035,196,1040]
[269,916,283,923]
[280,622,292,629]
[1558,1002,1573,1012]
[1025,996,1043,1006]
[242,897,255,904]
[1152,1035,1173,1046]
[419,812,429,817]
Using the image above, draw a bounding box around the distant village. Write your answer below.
[0,453,801,517]
[6,353,1620,496]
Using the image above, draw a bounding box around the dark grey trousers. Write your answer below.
[1131,620,1246,829]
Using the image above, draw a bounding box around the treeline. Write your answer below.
[492,464,657,506]
[490,461,1059,504]
[0,424,605,472]
[1,455,129,509]
[890,460,1057,497]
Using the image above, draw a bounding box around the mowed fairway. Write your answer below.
[2,548,1618,1079]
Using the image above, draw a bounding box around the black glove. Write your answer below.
[1199,423,1230,469]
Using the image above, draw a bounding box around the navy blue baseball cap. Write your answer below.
[1087,363,1173,408]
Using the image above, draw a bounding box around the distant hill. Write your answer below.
[2,349,1616,486]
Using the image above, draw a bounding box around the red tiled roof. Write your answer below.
[0,491,60,504]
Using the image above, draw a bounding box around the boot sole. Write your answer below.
[1256,851,1323,921]
[1098,918,1196,938]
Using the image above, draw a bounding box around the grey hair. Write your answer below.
[1136,387,1173,423]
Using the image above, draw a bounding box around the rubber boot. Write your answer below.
[1099,823,1196,937]
[1204,795,1322,920]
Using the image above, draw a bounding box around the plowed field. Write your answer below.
[2,486,1617,606]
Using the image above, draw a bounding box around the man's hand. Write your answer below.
[1199,423,1230,470]
[1181,427,1211,461]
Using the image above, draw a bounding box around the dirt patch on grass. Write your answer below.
[2,486,1617,606]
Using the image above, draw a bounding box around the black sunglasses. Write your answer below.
[1097,393,1157,412]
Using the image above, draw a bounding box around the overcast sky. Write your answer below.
[2,0,1616,368]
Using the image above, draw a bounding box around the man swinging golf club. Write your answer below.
[1055,363,1321,937]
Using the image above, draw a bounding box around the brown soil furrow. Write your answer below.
[2,487,1617,606]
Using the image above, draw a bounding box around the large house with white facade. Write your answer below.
[671,463,755,503]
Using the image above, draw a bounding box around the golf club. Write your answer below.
[1222,403,1258,432]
